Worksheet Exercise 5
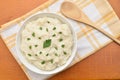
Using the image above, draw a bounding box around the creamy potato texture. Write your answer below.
[21,17,73,70]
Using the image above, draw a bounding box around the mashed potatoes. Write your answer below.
[21,17,73,70]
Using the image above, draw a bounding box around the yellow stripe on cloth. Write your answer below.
[8,42,15,49]
[95,11,115,26]
[75,0,85,5]
[80,0,93,9]
[91,31,101,47]
[80,25,98,49]
[4,33,16,41]
[5,37,16,46]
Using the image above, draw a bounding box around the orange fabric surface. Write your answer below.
[0,0,120,80]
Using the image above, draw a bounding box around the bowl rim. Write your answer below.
[16,12,77,75]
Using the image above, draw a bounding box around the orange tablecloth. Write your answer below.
[0,0,120,80]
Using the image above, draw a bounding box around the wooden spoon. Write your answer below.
[61,1,120,45]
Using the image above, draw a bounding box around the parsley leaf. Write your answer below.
[47,21,50,23]
[46,28,48,32]
[55,53,58,56]
[27,38,31,40]
[50,59,53,63]
[32,32,35,37]
[43,39,52,48]
[61,44,65,48]
[39,27,42,30]
[28,54,32,56]
[41,61,45,64]
[52,34,56,37]
[63,51,67,55]
[59,38,63,42]
[35,54,38,56]
[54,47,58,50]
[46,53,49,56]
[38,37,41,39]
[53,27,56,30]
[35,45,38,47]
[59,32,62,34]
[29,45,32,49]
[39,51,42,54]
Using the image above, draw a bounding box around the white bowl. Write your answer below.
[16,13,77,75]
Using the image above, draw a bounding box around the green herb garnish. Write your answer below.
[35,54,38,56]
[59,32,62,34]
[39,27,42,30]
[54,47,58,50]
[28,54,31,56]
[27,38,31,40]
[55,53,58,56]
[53,27,56,30]
[38,37,41,39]
[47,21,50,23]
[61,44,65,48]
[59,38,63,42]
[41,61,45,64]
[52,34,56,37]
[35,45,38,47]
[32,32,35,37]
[43,39,51,48]
[29,45,32,49]
[46,28,48,32]
[46,53,49,56]
[39,52,42,54]
[50,59,53,63]
[63,51,67,55]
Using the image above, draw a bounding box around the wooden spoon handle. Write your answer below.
[83,21,120,45]
[77,9,120,45]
